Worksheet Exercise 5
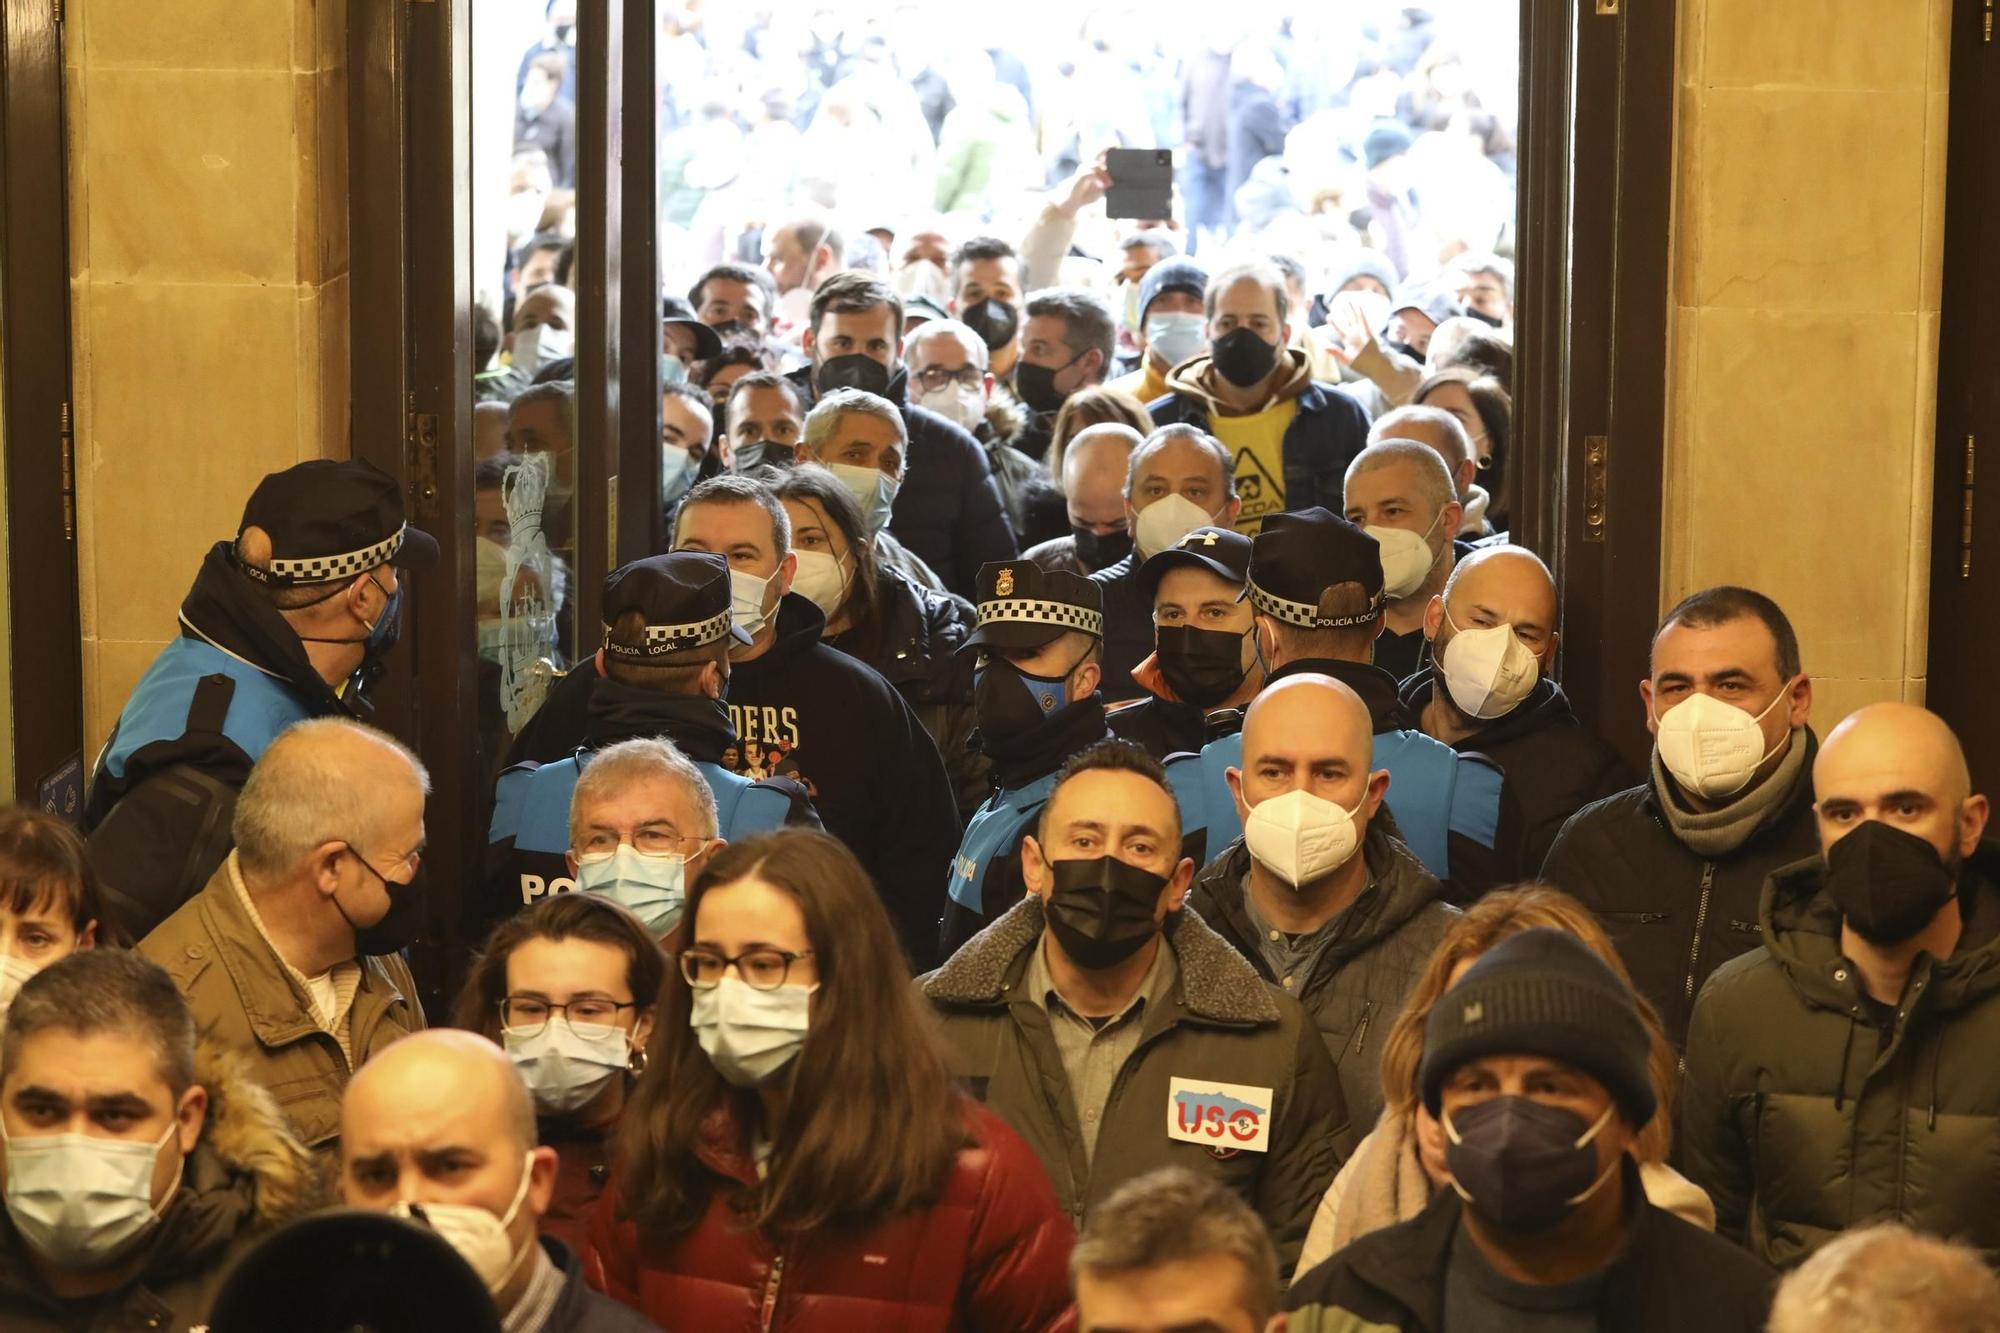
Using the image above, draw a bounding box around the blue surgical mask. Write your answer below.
[1145,312,1207,369]
[574,844,688,936]
[662,447,695,507]
[828,463,899,536]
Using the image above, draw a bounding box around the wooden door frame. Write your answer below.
[0,0,85,810]
[1515,0,1676,772]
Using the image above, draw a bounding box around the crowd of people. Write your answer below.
[10,4,1998,1331]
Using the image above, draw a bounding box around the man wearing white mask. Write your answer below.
[0,950,316,1330]
[1404,548,1631,875]
[902,319,1041,542]
[1541,585,1816,1049]
[340,1030,659,1332]
[795,387,950,593]
[1343,440,1465,681]
[1188,674,1455,1129]
[1089,425,1243,705]
[506,283,576,382]
[1368,404,1492,544]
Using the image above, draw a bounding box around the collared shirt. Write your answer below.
[227,852,363,1065]
[1028,934,1178,1164]
[1240,867,1371,995]
[502,1241,564,1333]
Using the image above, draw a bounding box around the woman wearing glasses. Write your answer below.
[588,829,1075,1331]
[454,892,664,1257]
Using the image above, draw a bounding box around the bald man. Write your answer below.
[1367,404,1491,538]
[1187,674,1456,1127]
[1023,423,1142,576]
[341,1032,659,1332]
[1343,440,1465,679]
[1404,548,1630,869]
[1681,703,2000,1268]
[141,717,429,1156]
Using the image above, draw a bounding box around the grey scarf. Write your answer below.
[1651,726,1809,859]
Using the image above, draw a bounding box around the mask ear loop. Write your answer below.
[1439,1108,1478,1204]
[1563,1103,1622,1207]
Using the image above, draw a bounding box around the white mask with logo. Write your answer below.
[1652,685,1794,799]
[1366,508,1446,600]
[1437,606,1541,720]
[1243,788,1365,887]
[1136,493,1221,558]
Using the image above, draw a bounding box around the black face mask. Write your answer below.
[295,571,401,701]
[1444,1096,1616,1235]
[338,850,428,957]
[1043,853,1170,970]
[732,440,798,472]
[960,297,1019,351]
[815,353,892,398]
[1014,357,1075,416]
[1070,525,1132,573]
[1387,339,1425,363]
[1823,820,1962,945]
[1156,624,1251,708]
[1210,327,1280,388]
[975,658,1074,743]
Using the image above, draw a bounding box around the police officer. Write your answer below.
[482,552,815,939]
[938,561,1113,958]
[1109,526,1265,760]
[1164,508,1510,901]
[84,460,436,939]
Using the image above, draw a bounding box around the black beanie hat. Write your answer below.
[1419,927,1657,1128]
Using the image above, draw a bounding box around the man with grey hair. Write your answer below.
[1089,424,1242,704]
[140,716,429,1156]
[797,386,949,594]
[1342,439,1464,680]
[1369,402,1492,537]
[481,553,817,941]
[1015,287,1118,459]
[904,318,1041,539]
[0,951,318,1329]
[1768,1224,2000,1333]
[340,1030,657,1332]
[1147,261,1370,534]
[1071,1167,1281,1333]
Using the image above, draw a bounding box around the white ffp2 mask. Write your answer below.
[1243,787,1365,887]
[1136,493,1221,558]
[1365,508,1445,600]
[392,1151,535,1296]
[1652,685,1793,799]
[1438,607,1541,720]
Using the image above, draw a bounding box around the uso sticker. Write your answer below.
[1167,1078,1274,1154]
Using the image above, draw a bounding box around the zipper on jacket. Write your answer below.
[1684,863,1716,1002]
[759,1252,786,1332]
[1352,1001,1375,1057]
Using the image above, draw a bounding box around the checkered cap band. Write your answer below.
[1247,578,1383,629]
[602,608,732,659]
[976,597,1104,637]
[242,526,406,587]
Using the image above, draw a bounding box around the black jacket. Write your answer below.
[1147,369,1372,521]
[1401,668,1632,873]
[1681,842,2000,1267]
[83,544,357,939]
[828,566,986,819]
[544,1236,661,1332]
[784,365,1018,598]
[1108,696,1211,760]
[1285,1160,1773,1332]
[506,597,960,963]
[1087,553,1152,706]
[1188,827,1455,1130]
[1538,736,1821,1049]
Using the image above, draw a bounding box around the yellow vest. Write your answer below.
[1211,398,1299,534]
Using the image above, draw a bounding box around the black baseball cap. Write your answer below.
[235,459,439,588]
[207,1208,501,1333]
[663,295,724,360]
[1246,508,1385,629]
[1139,525,1252,601]
[963,560,1104,652]
[600,551,751,664]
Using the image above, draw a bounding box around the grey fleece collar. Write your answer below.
[923,895,1281,1026]
[1651,726,1810,859]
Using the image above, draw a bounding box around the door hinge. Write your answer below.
[1582,435,1609,543]
[1986,0,1994,43]
[1595,0,1619,13]
[1962,434,1976,579]
[51,0,62,24]
[408,411,440,521]
[59,401,75,541]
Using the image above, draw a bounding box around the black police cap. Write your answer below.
[208,1208,502,1333]
[600,551,751,664]
[1246,507,1386,629]
[235,459,439,588]
[1139,525,1252,602]
[963,560,1104,652]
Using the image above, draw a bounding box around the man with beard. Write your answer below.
[785,271,1017,597]
[937,562,1113,958]
[1682,703,2000,1267]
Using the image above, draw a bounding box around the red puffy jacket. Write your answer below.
[584,1097,1077,1332]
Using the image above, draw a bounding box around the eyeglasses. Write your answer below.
[912,365,983,393]
[573,828,706,859]
[678,947,816,991]
[498,995,637,1038]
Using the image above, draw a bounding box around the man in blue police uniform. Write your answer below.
[1164,507,1513,903]
[937,560,1113,959]
[84,459,436,939]
[482,551,816,940]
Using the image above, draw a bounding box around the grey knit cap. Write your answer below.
[1419,927,1657,1127]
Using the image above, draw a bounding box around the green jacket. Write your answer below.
[140,856,426,1158]
[1681,840,2000,1267]
[922,898,1350,1276]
